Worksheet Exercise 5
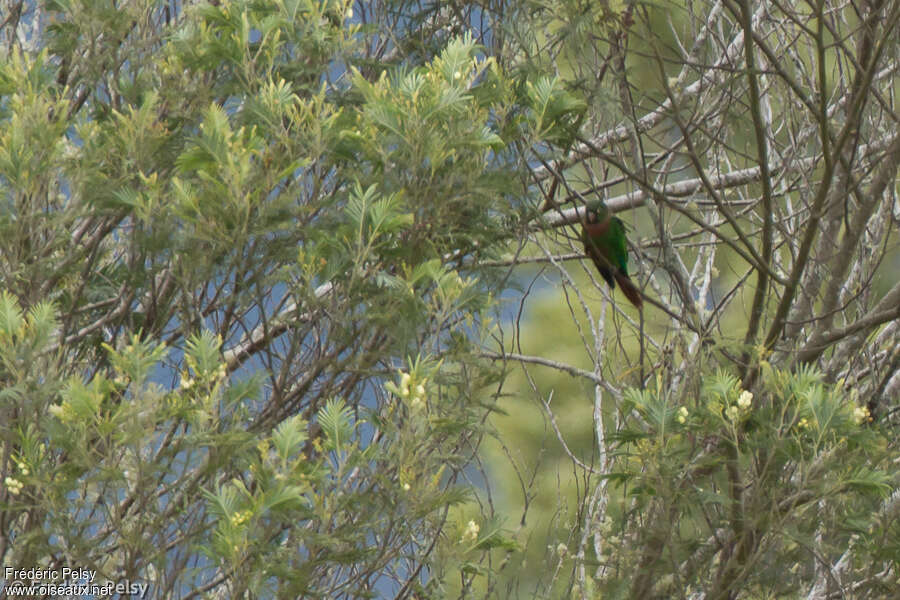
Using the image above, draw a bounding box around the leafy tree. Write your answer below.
[0,1,580,597]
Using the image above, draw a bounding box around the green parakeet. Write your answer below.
[582,204,643,309]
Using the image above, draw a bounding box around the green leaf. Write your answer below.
[61,377,106,421]
[272,414,309,461]
[0,291,25,338]
[262,484,309,512]
[102,332,169,384]
[317,398,355,450]
[203,481,244,519]
[843,466,893,498]
[185,330,224,377]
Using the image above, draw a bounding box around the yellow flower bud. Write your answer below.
[462,520,480,542]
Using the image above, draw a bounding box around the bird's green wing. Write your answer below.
[608,217,630,276]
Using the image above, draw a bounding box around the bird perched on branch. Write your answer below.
[582,203,643,309]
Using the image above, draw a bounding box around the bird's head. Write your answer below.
[583,201,609,226]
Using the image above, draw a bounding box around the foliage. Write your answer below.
[1,0,897,598]
[0,0,581,597]
[602,368,893,598]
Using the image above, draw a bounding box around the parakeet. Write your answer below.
[582,203,643,309]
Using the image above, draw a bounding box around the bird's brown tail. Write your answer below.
[614,272,643,309]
